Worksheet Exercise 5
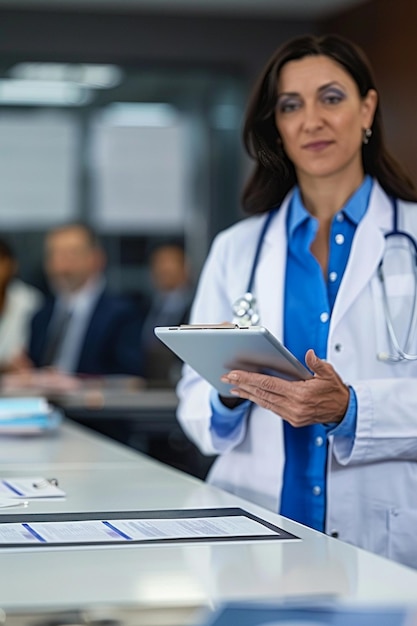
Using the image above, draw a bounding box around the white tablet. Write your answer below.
[154,324,313,397]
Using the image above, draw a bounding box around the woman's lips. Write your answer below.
[303,140,333,151]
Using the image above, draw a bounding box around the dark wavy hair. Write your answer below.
[242,33,417,214]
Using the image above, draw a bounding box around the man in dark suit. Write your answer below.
[26,223,143,377]
[140,241,194,386]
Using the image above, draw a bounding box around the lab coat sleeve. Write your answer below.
[176,228,252,455]
[332,377,417,464]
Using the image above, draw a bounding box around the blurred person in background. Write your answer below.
[13,223,144,378]
[0,237,43,373]
[141,241,194,386]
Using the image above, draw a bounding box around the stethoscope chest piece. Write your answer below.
[231,210,277,327]
[232,292,260,326]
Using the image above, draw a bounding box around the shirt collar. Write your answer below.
[57,275,105,312]
[287,175,374,239]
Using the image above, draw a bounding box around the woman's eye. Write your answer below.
[276,99,300,113]
[322,91,345,105]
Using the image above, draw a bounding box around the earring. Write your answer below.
[363,128,372,144]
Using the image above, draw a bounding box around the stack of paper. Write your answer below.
[0,397,62,435]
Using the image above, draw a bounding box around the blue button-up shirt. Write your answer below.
[210,176,373,531]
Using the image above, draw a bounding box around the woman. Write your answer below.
[177,34,417,568]
[0,238,42,372]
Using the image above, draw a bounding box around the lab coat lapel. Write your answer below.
[255,197,291,341]
[331,182,392,331]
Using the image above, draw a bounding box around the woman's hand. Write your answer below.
[220,349,350,427]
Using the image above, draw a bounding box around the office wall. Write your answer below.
[0,8,312,81]
[322,0,417,186]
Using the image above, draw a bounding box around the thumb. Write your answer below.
[305,349,328,376]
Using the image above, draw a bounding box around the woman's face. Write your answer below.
[274,55,377,184]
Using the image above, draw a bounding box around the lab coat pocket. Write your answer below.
[387,507,417,569]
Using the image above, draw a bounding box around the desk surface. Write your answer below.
[0,379,178,415]
[54,387,178,413]
[0,421,417,623]
[0,385,211,480]
[0,421,142,470]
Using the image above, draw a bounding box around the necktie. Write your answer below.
[41,307,73,367]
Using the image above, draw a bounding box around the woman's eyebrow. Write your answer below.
[276,91,299,99]
[277,81,346,99]
[317,81,346,93]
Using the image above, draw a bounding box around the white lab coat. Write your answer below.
[177,181,417,569]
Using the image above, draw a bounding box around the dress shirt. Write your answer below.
[280,176,372,530]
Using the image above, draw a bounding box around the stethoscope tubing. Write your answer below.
[246,208,278,294]
[378,198,417,361]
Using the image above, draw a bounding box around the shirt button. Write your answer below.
[329,271,338,282]
[335,234,345,245]
[320,312,329,323]
[312,486,321,496]
[336,213,344,222]
[330,530,339,538]
[315,436,324,447]
[335,343,342,352]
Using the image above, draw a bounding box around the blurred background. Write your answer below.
[0,0,415,302]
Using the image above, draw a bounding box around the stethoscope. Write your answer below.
[232,208,277,327]
[232,197,417,362]
[377,198,417,361]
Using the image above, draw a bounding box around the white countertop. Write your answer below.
[0,420,416,623]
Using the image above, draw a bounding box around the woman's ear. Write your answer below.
[362,88,378,129]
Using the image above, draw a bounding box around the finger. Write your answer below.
[221,370,290,396]
[305,349,333,377]
[229,385,284,414]
[305,348,317,370]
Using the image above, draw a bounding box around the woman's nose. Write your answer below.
[302,104,324,131]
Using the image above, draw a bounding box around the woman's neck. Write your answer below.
[296,168,366,277]
[298,169,365,222]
